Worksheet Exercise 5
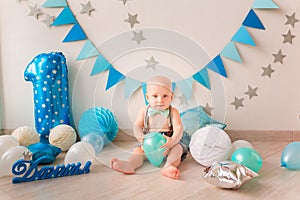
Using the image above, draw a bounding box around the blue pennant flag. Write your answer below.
[106,68,126,90]
[124,77,141,99]
[90,54,112,76]
[63,24,87,42]
[252,0,279,9]
[192,67,211,90]
[142,82,148,105]
[52,7,77,26]
[221,42,243,63]
[77,40,99,60]
[206,55,227,78]
[242,9,265,30]
[172,82,176,92]
[42,0,67,8]
[176,78,193,100]
[232,26,256,46]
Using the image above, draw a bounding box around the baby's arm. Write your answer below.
[133,106,146,143]
[161,107,183,149]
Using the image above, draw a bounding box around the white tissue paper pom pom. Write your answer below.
[189,126,232,167]
[49,124,77,151]
[11,126,40,146]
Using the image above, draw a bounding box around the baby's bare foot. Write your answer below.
[110,158,135,174]
[160,166,180,179]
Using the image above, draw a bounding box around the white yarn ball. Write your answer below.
[49,124,77,151]
[11,126,40,146]
[189,126,232,167]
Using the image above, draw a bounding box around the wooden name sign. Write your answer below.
[12,156,92,184]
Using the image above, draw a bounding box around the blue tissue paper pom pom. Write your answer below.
[78,107,118,145]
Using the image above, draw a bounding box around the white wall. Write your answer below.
[1,0,300,132]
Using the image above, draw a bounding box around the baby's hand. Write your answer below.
[160,135,173,156]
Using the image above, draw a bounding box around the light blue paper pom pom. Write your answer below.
[78,107,118,145]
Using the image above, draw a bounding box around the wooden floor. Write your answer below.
[0,141,299,200]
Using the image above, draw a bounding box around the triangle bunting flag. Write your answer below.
[106,68,126,90]
[124,78,141,99]
[252,0,279,9]
[77,40,99,60]
[52,7,77,26]
[242,9,265,30]
[42,0,67,8]
[192,67,211,90]
[63,24,87,42]
[206,55,227,78]
[232,26,256,46]
[176,78,193,100]
[221,42,243,63]
[90,54,112,76]
[142,82,148,105]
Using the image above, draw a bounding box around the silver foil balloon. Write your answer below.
[203,161,258,189]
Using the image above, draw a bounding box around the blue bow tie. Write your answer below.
[148,107,169,117]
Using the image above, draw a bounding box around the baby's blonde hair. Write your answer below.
[147,76,172,92]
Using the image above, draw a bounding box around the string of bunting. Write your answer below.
[40,0,279,101]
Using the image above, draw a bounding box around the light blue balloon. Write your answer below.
[142,132,166,167]
[281,142,300,170]
[81,133,104,154]
[231,147,263,172]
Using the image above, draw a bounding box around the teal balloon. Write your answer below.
[143,132,166,167]
[231,147,263,172]
[281,142,300,170]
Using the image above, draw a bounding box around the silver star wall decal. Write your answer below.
[285,13,299,28]
[28,4,43,19]
[145,56,159,70]
[282,30,296,44]
[244,85,258,99]
[272,49,286,64]
[124,13,140,28]
[131,30,146,45]
[120,0,129,5]
[42,14,55,28]
[261,64,275,78]
[178,95,188,105]
[231,97,244,110]
[80,1,95,16]
[204,103,214,116]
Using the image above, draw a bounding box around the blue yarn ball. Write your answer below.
[78,107,118,145]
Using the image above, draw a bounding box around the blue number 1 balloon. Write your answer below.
[24,52,71,143]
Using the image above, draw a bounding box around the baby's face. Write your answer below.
[146,84,173,110]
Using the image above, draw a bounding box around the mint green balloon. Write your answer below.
[143,132,166,167]
[231,147,263,172]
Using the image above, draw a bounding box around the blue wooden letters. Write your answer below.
[12,156,92,184]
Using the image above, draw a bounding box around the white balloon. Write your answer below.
[189,126,232,167]
[0,146,29,177]
[232,140,254,153]
[64,142,95,165]
[0,135,20,158]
